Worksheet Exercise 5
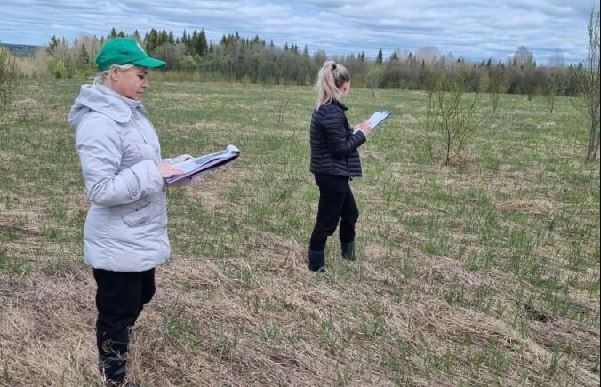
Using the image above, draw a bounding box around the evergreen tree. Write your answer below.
[376,49,383,64]
[133,30,141,42]
[47,35,60,55]
[25,28,585,96]
[195,30,207,56]
[78,44,90,66]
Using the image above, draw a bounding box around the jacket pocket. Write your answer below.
[122,200,152,227]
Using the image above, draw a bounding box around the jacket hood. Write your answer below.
[68,84,147,129]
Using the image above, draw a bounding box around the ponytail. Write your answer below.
[315,60,350,109]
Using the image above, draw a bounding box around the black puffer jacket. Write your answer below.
[310,100,366,177]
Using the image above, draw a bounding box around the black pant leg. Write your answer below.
[309,175,349,251]
[339,189,359,244]
[94,269,144,357]
[140,268,156,312]
[93,268,156,384]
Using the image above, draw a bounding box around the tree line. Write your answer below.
[5,28,588,98]
[1,11,598,162]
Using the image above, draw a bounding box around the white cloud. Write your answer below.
[0,0,592,63]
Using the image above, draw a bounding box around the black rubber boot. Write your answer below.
[341,241,358,261]
[99,354,129,387]
[104,381,140,387]
[105,381,140,387]
[308,249,325,272]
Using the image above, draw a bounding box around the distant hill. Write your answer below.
[0,42,41,56]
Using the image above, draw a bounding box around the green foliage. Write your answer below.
[18,30,596,97]
[376,48,383,64]
[51,59,69,79]
[46,35,60,55]
[178,54,198,72]
[44,35,98,79]
[366,65,383,89]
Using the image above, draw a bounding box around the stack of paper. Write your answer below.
[165,144,240,185]
[367,111,392,128]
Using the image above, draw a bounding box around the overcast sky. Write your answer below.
[1,0,596,63]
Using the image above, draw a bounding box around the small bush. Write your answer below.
[0,47,19,111]
[424,70,479,165]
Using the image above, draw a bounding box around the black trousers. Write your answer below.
[93,268,156,363]
[309,174,359,251]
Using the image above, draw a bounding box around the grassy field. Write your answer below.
[0,79,599,386]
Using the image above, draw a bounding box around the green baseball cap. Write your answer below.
[95,38,165,71]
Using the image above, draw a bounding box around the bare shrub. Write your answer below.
[543,72,562,114]
[275,95,291,125]
[14,49,51,79]
[424,70,479,165]
[487,65,507,113]
[0,47,19,111]
[582,8,600,161]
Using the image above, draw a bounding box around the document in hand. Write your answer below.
[165,144,240,185]
[367,111,392,128]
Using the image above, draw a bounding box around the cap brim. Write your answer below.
[132,56,166,69]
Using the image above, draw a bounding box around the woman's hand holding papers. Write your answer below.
[166,154,193,164]
[163,144,241,186]
[355,121,374,137]
[158,161,183,178]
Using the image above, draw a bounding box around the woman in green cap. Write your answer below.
[68,38,185,387]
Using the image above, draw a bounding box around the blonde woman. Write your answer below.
[308,61,374,272]
[68,38,184,386]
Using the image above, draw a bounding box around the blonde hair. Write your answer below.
[92,63,135,85]
[315,60,350,109]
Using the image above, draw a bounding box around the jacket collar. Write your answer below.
[74,84,147,123]
[317,99,348,112]
[332,99,348,111]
